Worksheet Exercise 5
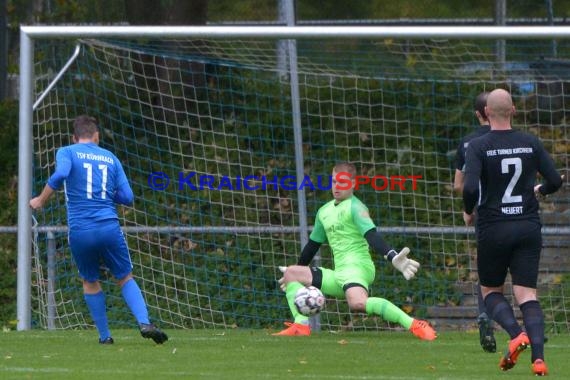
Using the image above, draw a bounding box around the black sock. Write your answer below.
[477,283,487,315]
[484,292,523,338]
[520,300,545,362]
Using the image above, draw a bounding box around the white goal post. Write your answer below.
[18,25,570,332]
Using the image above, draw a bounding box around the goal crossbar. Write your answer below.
[20,25,570,39]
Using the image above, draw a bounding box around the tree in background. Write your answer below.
[124,0,208,125]
[125,0,206,25]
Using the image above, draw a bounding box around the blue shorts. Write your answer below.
[68,222,133,282]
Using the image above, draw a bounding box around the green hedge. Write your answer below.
[0,99,19,327]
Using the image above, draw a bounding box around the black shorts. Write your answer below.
[310,266,322,288]
[477,220,542,288]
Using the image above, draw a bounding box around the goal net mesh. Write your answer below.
[30,35,570,333]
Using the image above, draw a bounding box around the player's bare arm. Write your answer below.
[453,169,464,194]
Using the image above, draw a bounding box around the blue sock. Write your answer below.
[84,291,111,340]
[121,278,150,325]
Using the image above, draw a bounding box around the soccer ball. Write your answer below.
[294,286,325,316]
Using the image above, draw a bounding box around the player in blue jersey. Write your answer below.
[453,92,496,353]
[30,115,168,345]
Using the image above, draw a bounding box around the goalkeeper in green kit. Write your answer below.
[273,162,437,340]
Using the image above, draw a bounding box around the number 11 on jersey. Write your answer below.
[83,163,108,199]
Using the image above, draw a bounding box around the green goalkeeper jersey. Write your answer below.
[309,195,376,269]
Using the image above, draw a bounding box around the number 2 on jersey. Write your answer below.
[501,157,522,203]
[83,163,108,199]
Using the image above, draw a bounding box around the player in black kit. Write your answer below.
[454,92,491,193]
[453,91,496,353]
[462,89,562,376]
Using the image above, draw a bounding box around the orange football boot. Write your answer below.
[499,332,530,371]
[272,322,311,336]
[409,319,437,341]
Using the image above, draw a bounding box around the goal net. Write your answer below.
[29,31,569,333]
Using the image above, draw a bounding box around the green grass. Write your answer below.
[1,328,568,379]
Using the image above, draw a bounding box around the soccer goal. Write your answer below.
[18,26,570,333]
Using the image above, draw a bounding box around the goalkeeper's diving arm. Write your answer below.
[297,230,405,266]
[364,228,397,261]
[296,239,322,266]
[364,228,420,280]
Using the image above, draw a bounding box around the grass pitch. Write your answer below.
[1,328,568,379]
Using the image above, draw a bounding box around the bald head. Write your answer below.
[486,89,513,118]
[485,89,515,129]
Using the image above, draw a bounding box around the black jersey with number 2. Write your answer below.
[463,129,562,226]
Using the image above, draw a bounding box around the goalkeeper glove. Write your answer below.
[386,247,420,280]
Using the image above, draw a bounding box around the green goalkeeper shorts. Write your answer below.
[319,263,375,297]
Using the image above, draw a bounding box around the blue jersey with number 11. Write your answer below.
[47,142,131,231]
